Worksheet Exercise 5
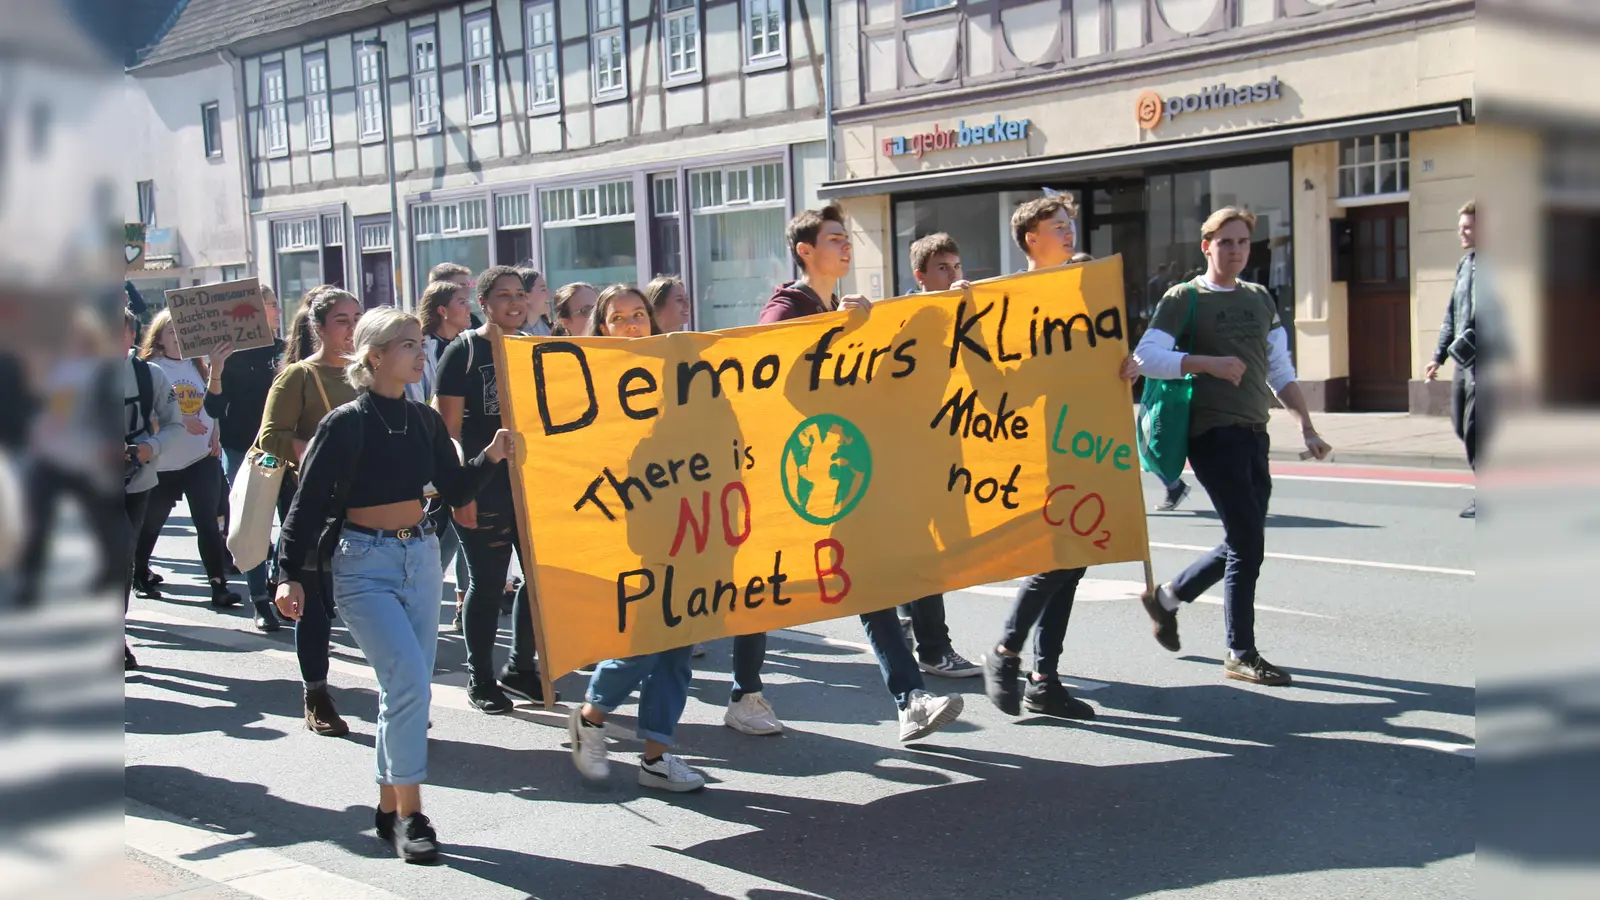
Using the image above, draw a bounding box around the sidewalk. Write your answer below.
[1266,409,1467,470]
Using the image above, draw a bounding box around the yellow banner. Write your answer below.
[498,259,1150,676]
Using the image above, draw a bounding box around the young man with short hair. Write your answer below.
[726,204,966,743]
[1424,200,1478,519]
[1133,207,1331,686]
[981,196,1138,719]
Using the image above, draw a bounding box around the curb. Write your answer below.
[1267,448,1472,471]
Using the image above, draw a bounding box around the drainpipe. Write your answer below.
[218,49,255,286]
[823,0,835,184]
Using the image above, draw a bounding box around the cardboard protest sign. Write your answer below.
[163,278,274,359]
[498,260,1150,677]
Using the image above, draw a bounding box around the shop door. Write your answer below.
[361,252,394,309]
[1085,181,1149,343]
[1545,210,1600,405]
[1346,203,1411,411]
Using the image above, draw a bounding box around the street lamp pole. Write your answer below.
[362,39,404,310]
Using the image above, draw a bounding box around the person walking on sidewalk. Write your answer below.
[1132,206,1332,686]
[274,307,514,863]
[256,287,362,736]
[408,279,472,634]
[1424,200,1479,520]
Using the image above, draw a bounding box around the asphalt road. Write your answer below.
[114,465,1475,900]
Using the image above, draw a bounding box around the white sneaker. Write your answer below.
[724,692,784,735]
[898,689,964,742]
[638,753,707,793]
[567,707,610,780]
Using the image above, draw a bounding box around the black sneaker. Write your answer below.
[132,571,163,598]
[983,650,1023,716]
[1224,651,1292,686]
[1139,584,1181,652]
[209,583,243,610]
[1156,480,1191,512]
[498,667,558,705]
[1023,675,1097,719]
[375,808,397,842]
[391,812,440,864]
[468,682,513,715]
[252,599,281,633]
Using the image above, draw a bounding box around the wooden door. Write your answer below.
[1346,203,1412,411]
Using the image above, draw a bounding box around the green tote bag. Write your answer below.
[1136,285,1198,485]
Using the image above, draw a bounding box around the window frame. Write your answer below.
[356,46,385,143]
[1336,132,1411,203]
[261,63,289,157]
[662,0,701,86]
[303,52,332,151]
[903,0,957,14]
[411,28,441,135]
[464,12,498,125]
[201,102,223,159]
[742,0,787,72]
[524,1,561,115]
[590,0,628,101]
[136,180,156,227]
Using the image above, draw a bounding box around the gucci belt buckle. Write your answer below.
[396,527,415,540]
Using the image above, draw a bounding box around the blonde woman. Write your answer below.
[274,307,513,863]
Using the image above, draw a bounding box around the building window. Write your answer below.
[664,0,700,83]
[304,53,331,149]
[201,102,223,158]
[136,180,156,227]
[221,265,246,282]
[744,0,786,67]
[413,198,492,288]
[591,0,627,99]
[540,180,636,288]
[525,2,560,112]
[412,29,441,134]
[262,63,288,156]
[688,161,787,331]
[651,174,682,281]
[465,14,497,123]
[1338,133,1410,198]
[272,217,324,322]
[357,47,385,141]
[496,192,535,267]
[904,0,956,11]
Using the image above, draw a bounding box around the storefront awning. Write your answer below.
[819,102,1471,200]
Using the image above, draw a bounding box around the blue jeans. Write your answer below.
[331,527,442,785]
[221,447,271,600]
[1170,425,1271,654]
[898,594,952,662]
[732,611,925,710]
[426,500,468,596]
[1000,568,1085,677]
[586,646,694,746]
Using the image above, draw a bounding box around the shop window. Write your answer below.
[1338,133,1410,199]
[904,0,956,12]
[688,162,787,331]
[497,192,535,267]
[540,180,637,289]
[651,174,683,281]
[412,198,492,293]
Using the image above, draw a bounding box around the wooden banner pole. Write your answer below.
[489,324,558,711]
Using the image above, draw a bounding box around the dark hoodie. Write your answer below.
[758,282,835,324]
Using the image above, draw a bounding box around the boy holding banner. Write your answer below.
[1132,207,1331,686]
[728,204,966,744]
[980,195,1139,719]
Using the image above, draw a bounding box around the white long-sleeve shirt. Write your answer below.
[1133,276,1297,393]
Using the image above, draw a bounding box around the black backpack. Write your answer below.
[124,356,154,443]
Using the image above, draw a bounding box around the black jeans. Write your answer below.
[125,489,151,611]
[17,461,126,604]
[898,594,953,662]
[277,472,332,686]
[458,481,536,685]
[999,568,1085,677]
[1451,366,1477,469]
[135,456,229,585]
[1170,425,1272,654]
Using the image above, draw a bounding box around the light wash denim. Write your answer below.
[585,646,694,746]
[331,526,442,785]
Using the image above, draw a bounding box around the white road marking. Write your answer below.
[1149,542,1475,577]
[1400,738,1477,757]
[1270,473,1473,489]
[953,581,1333,619]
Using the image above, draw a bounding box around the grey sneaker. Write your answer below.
[1155,480,1191,512]
[918,649,982,678]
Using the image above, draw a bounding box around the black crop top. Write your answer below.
[277,391,501,583]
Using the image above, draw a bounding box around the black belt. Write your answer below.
[344,522,436,541]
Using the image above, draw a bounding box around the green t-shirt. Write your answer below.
[1150,278,1279,437]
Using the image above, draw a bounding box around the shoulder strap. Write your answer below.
[128,357,154,441]
[302,361,333,418]
[1177,284,1199,354]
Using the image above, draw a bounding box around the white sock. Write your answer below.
[1157,584,1180,612]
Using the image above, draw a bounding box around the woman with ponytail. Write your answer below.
[254,286,362,736]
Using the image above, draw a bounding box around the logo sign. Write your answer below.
[882,116,1031,159]
[1139,76,1283,130]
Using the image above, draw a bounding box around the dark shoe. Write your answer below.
[447,606,464,635]
[209,583,243,610]
[124,644,139,671]
[375,808,397,842]
[983,650,1023,716]
[1224,651,1292,686]
[468,682,513,715]
[1139,584,1181,652]
[1024,675,1096,720]
[1155,480,1191,512]
[1460,499,1475,519]
[304,687,351,736]
[132,571,163,598]
[391,813,440,864]
[252,599,281,632]
[498,667,557,705]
